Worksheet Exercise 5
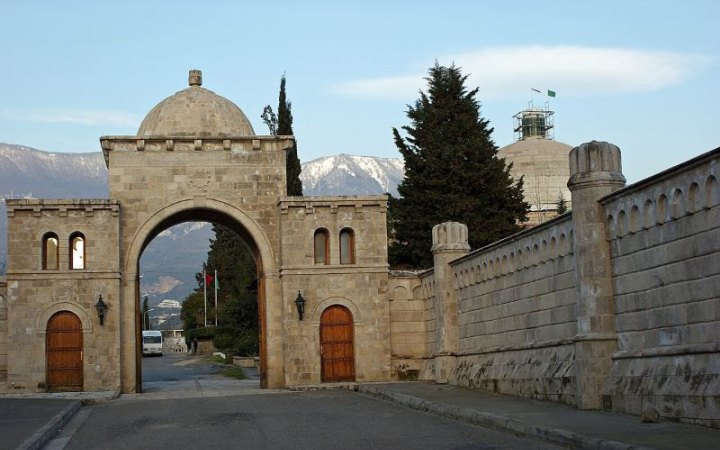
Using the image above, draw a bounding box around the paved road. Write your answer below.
[141,352,227,382]
[49,355,563,449]
[60,390,564,450]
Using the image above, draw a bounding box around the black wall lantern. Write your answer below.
[95,294,108,326]
[294,291,306,321]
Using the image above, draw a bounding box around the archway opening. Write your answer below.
[136,207,266,391]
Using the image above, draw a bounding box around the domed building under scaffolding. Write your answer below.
[498,105,572,227]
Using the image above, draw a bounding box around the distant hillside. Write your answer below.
[0,144,404,305]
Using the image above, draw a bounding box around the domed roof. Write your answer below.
[137,70,255,137]
[498,137,573,211]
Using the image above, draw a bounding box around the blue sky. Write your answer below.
[1,0,718,183]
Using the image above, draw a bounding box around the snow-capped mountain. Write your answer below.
[300,154,404,197]
[0,143,108,199]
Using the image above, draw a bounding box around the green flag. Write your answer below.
[547,90,556,97]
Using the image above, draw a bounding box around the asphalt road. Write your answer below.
[62,390,564,450]
[141,352,224,383]
[51,355,563,449]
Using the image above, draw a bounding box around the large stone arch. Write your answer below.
[123,197,277,276]
[119,197,282,392]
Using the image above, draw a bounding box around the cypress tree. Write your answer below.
[264,75,303,196]
[389,63,528,268]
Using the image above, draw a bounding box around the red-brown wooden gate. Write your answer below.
[46,311,83,391]
[320,305,355,382]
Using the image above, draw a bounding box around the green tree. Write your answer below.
[180,290,204,330]
[556,193,569,215]
[142,296,150,330]
[262,74,303,196]
[204,224,258,334]
[389,64,528,268]
[180,223,260,355]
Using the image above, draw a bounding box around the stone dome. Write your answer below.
[137,70,255,137]
[498,137,573,211]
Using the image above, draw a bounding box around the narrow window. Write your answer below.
[70,232,85,270]
[43,233,59,270]
[314,229,329,264]
[340,228,355,264]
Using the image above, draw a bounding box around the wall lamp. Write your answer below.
[294,291,306,321]
[95,294,108,326]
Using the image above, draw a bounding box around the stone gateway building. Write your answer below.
[1,70,391,392]
[0,71,718,428]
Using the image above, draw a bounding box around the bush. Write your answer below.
[211,327,258,357]
[186,327,216,342]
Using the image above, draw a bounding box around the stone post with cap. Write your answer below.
[431,221,470,383]
[567,140,626,409]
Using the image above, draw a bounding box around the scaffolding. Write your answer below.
[513,101,554,141]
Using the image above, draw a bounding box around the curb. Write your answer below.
[81,391,121,405]
[16,401,82,450]
[358,385,655,450]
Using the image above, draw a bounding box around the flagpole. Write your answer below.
[203,269,207,327]
[214,269,218,326]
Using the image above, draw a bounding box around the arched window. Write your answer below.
[43,233,59,270]
[70,232,85,270]
[314,229,329,264]
[339,228,355,264]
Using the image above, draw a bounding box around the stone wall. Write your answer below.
[387,272,425,380]
[3,200,121,392]
[449,215,578,404]
[279,196,391,385]
[601,148,720,427]
[0,277,6,391]
[406,143,719,426]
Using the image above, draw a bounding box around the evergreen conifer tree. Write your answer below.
[142,296,150,330]
[389,64,528,268]
[262,75,303,196]
[204,224,258,336]
[180,224,259,355]
[556,193,569,214]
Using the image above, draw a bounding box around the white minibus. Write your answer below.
[142,330,163,356]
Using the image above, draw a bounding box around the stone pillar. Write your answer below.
[431,222,470,383]
[0,279,6,392]
[568,141,626,409]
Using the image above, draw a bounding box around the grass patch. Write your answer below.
[206,355,226,364]
[222,366,247,380]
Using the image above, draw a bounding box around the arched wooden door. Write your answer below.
[46,311,83,392]
[320,305,355,382]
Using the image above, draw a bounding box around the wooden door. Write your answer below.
[320,305,355,382]
[47,311,83,392]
